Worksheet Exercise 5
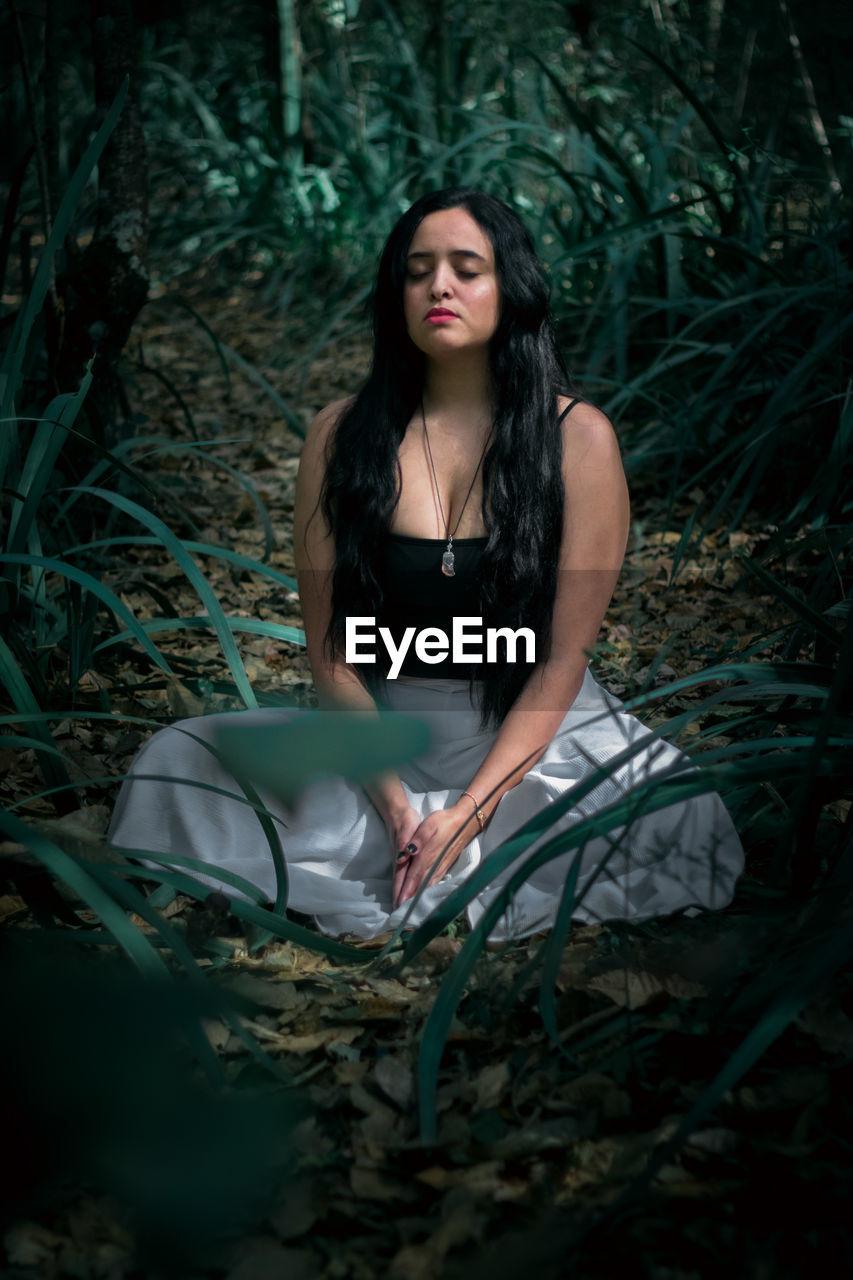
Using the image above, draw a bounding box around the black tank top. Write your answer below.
[372,398,579,680]
[375,533,488,678]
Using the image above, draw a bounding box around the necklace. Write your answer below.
[421,401,489,577]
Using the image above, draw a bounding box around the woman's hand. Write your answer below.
[386,804,422,868]
[393,802,479,909]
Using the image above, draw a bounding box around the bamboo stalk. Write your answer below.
[778,0,841,194]
[11,3,59,315]
[277,0,303,171]
[733,25,757,124]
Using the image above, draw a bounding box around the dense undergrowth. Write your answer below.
[1,3,852,1273]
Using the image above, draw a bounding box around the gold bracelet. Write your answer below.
[461,790,486,832]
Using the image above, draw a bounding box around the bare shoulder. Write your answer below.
[295,397,356,564]
[557,395,630,562]
[301,395,356,462]
[558,396,622,471]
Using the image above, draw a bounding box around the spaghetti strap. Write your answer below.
[557,397,581,424]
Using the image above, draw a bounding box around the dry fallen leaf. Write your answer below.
[241,1021,361,1053]
[225,1238,317,1280]
[2,277,837,1280]
[358,1107,405,1159]
[552,1071,631,1119]
[587,966,706,1009]
[166,674,207,718]
[473,1060,510,1111]
[202,1017,231,1051]
[490,1116,582,1158]
[685,1127,740,1155]
[349,1164,409,1201]
[333,1060,369,1085]
[0,893,27,923]
[268,1179,319,1242]
[388,1191,487,1280]
[795,1000,853,1057]
[220,972,303,1013]
[3,1222,63,1268]
[374,1051,415,1110]
[416,1161,527,1201]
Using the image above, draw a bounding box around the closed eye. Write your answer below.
[406,269,478,280]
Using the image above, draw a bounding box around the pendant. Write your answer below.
[441,548,455,577]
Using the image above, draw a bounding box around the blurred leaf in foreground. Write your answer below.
[0,936,303,1268]
[214,709,430,805]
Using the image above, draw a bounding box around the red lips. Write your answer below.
[425,307,458,318]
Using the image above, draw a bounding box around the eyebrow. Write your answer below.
[406,248,488,262]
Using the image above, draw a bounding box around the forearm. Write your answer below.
[310,657,410,824]
[461,659,587,822]
[462,560,624,824]
[311,654,377,714]
[393,659,587,907]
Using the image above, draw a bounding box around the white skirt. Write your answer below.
[107,669,744,941]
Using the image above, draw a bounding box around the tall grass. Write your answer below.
[0,80,377,1069]
[135,20,850,539]
[129,24,853,1168]
[1,15,851,1254]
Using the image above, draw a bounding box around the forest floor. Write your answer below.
[2,280,851,1279]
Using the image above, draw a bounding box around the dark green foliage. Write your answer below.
[0,2,851,1259]
[0,934,301,1264]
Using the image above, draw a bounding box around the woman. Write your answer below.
[109,188,744,940]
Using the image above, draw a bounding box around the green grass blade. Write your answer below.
[537,853,584,1053]
[218,342,304,438]
[81,857,296,1084]
[0,805,168,978]
[0,78,129,423]
[74,487,257,707]
[413,769,726,1141]
[116,859,370,964]
[56,433,277,555]
[0,634,72,795]
[529,53,647,214]
[88,859,292,1083]
[612,914,853,1211]
[0,709,167,730]
[123,851,271,906]
[94,616,305,653]
[169,296,233,393]
[182,450,275,560]
[78,858,224,1080]
[6,371,92,555]
[65,535,298,591]
[736,556,844,646]
[0,734,72,760]
[625,38,763,233]
[411,723,852,1140]
[0,553,173,673]
[401,730,706,971]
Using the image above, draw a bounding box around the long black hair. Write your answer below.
[321,187,576,726]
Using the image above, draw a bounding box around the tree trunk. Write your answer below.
[56,0,149,447]
[277,0,303,171]
[44,0,62,226]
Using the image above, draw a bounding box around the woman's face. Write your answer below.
[402,207,500,359]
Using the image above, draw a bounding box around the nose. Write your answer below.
[430,260,453,298]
